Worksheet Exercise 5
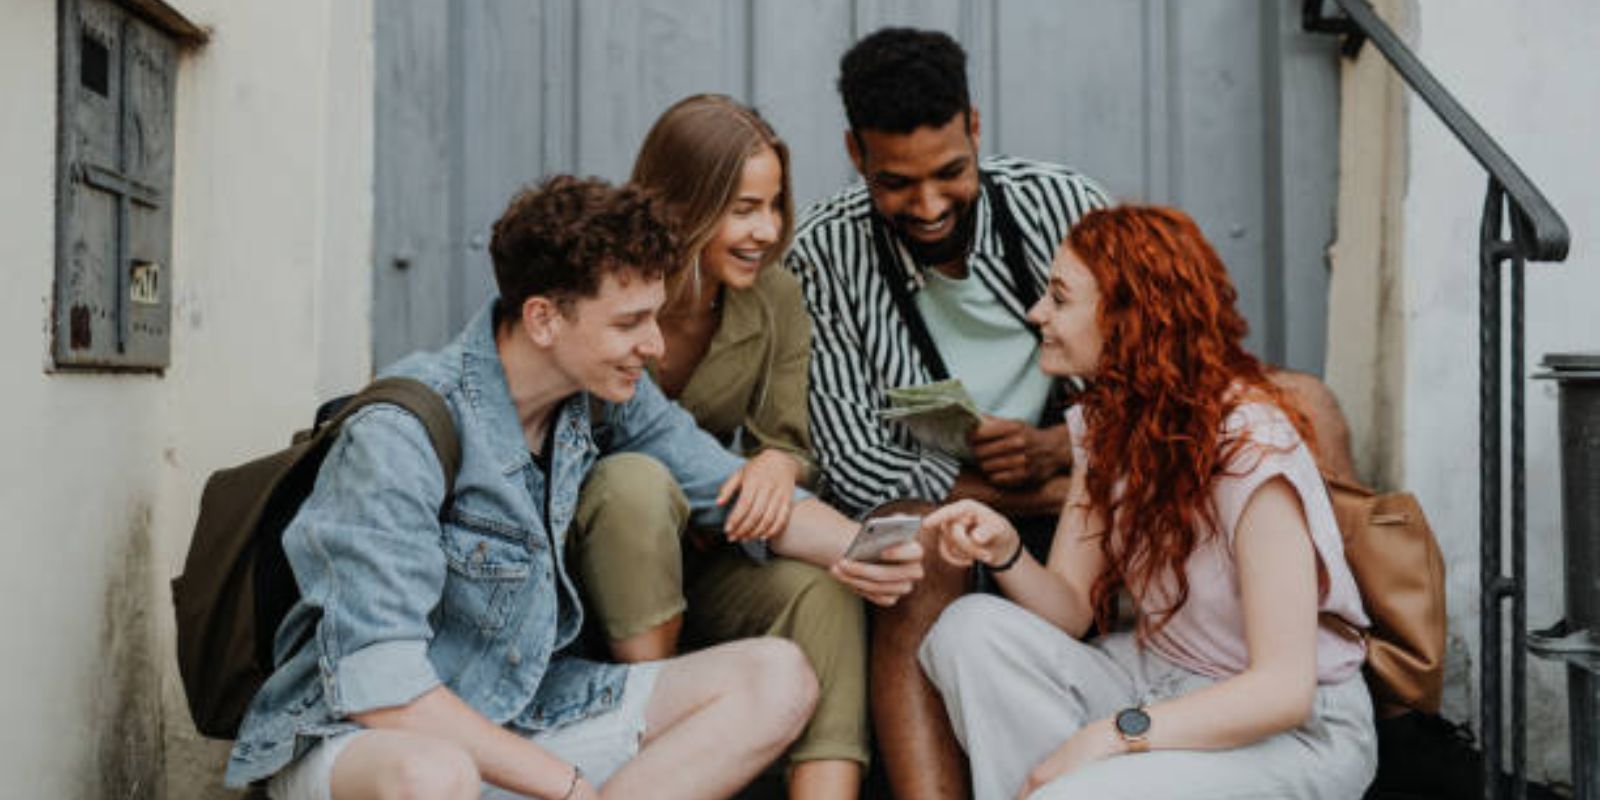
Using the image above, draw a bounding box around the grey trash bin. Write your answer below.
[1530,352,1600,800]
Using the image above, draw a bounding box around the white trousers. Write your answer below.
[919,595,1377,800]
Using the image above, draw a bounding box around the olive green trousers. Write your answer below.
[567,453,869,767]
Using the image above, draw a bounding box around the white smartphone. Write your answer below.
[842,513,922,563]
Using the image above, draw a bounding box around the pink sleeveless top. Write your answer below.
[1066,401,1369,684]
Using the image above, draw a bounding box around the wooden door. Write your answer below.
[374,0,1339,374]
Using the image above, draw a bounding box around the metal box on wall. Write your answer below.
[54,0,179,370]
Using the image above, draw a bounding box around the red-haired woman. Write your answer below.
[917,206,1376,800]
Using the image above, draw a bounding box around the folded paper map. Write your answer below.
[880,379,983,458]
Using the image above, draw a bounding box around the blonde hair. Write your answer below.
[630,94,794,301]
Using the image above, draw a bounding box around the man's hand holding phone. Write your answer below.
[830,514,926,607]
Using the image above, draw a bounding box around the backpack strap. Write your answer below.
[240,378,459,693]
[868,212,952,381]
[979,171,1046,325]
[312,377,461,498]
[857,170,1087,435]
[981,172,1088,424]
[866,172,1050,384]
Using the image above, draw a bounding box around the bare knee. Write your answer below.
[740,637,820,742]
[377,745,478,800]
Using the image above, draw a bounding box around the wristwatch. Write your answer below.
[1114,706,1151,753]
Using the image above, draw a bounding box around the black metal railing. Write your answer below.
[1302,2,1572,799]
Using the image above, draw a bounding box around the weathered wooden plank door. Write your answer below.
[375,0,1338,374]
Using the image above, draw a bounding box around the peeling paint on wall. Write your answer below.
[90,504,165,800]
[1442,631,1475,718]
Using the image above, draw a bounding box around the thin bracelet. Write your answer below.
[560,765,583,800]
[990,538,1025,572]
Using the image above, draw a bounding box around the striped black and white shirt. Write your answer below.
[785,156,1111,516]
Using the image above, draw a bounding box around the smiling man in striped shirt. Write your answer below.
[789,26,1365,799]
[784,27,1112,799]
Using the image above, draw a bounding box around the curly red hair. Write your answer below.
[1066,206,1314,639]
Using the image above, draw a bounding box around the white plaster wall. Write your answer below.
[0,0,373,796]
[1400,0,1600,784]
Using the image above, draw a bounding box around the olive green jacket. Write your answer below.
[667,267,817,488]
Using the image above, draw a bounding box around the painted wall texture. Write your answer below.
[2,0,1595,796]
[0,0,372,796]
[1400,0,1600,785]
[1329,0,1600,787]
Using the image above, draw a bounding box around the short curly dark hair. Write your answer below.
[489,175,681,323]
[838,27,969,135]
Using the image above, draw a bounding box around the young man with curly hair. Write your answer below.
[784,28,1112,797]
[224,176,924,800]
[787,27,1360,799]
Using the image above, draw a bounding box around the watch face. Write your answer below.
[1115,707,1151,737]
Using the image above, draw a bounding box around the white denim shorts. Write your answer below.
[269,662,662,800]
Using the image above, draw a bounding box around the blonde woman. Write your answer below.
[567,94,872,799]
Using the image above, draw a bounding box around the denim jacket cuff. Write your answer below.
[325,639,441,716]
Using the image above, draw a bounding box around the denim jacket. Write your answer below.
[226,302,747,786]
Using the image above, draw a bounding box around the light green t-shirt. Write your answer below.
[914,270,1052,422]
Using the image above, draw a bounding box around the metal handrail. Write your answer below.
[1304,2,1575,799]
[1304,0,1569,262]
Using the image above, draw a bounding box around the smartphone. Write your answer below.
[842,514,922,563]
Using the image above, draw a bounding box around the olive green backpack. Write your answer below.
[171,378,460,739]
